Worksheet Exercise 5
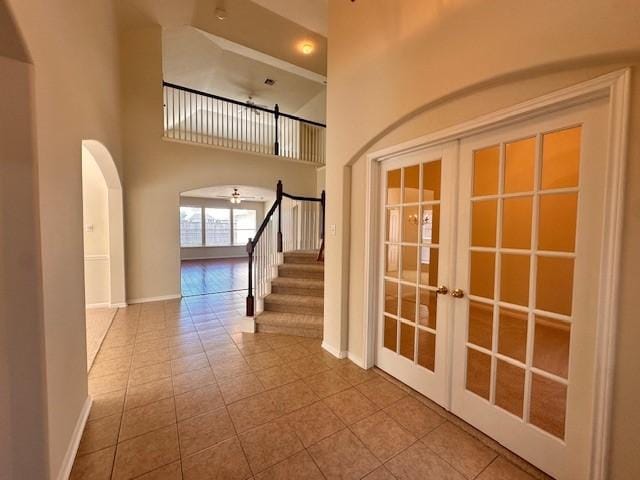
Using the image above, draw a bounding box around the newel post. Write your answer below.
[246,239,255,317]
[277,180,283,253]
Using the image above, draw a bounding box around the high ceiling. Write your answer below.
[181,185,276,202]
[163,26,326,114]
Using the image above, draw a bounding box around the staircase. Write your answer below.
[255,250,324,338]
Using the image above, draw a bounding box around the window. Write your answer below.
[180,206,202,247]
[233,209,257,245]
[180,205,259,247]
[205,208,231,246]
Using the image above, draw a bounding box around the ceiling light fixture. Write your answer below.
[230,188,241,204]
[214,6,227,20]
[300,42,314,55]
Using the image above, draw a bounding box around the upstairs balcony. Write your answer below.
[163,82,326,166]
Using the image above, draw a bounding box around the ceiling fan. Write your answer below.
[213,188,264,204]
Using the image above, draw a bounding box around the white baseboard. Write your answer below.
[322,341,347,359]
[127,294,181,304]
[56,395,92,480]
[85,302,110,309]
[347,352,366,368]
[181,255,246,261]
[109,302,128,308]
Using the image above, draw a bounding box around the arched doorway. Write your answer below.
[81,140,125,368]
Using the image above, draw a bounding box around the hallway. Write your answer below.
[73,293,542,479]
[180,258,248,297]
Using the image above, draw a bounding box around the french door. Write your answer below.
[376,97,609,479]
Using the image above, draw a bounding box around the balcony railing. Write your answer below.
[163,81,326,165]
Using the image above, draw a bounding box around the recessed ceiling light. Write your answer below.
[300,42,314,55]
[214,7,227,20]
[264,78,276,86]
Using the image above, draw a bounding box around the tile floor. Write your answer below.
[72,292,547,480]
[180,258,248,296]
[86,307,118,370]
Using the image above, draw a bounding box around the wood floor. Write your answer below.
[181,258,248,297]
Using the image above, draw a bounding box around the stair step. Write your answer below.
[278,263,324,280]
[264,293,323,315]
[255,311,323,338]
[284,250,323,265]
[271,277,324,297]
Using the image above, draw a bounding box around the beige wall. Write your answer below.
[325,1,640,478]
[179,196,266,260]
[5,0,123,477]
[121,26,318,302]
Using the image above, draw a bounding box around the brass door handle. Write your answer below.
[436,285,449,295]
[451,288,465,298]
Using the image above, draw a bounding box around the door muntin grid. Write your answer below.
[464,126,581,440]
[383,159,442,373]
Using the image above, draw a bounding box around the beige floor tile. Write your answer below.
[89,356,132,379]
[70,446,116,480]
[125,377,174,410]
[356,377,408,409]
[119,397,177,441]
[308,428,381,480]
[272,344,311,362]
[174,384,225,421]
[268,380,318,414]
[177,407,236,457]
[254,364,300,390]
[136,461,182,479]
[89,371,129,396]
[236,341,273,356]
[78,413,121,455]
[351,411,417,462]
[476,457,535,480]
[303,370,351,398]
[227,391,280,432]
[281,401,345,447]
[288,355,331,378]
[129,361,172,387]
[385,441,465,480]
[384,396,446,438]
[94,344,134,364]
[170,352,209,376]
[218,373,265,404]
[132,347,172,369]
[168,332,200,346]
[317,351,349,369]
[112,425,180,480]
[264,335,302,349]
[182,437,251,480]
[239,420,304,474]
[205,346,245,364]
[323,388,379,425]
[134,338,170,355]
[211,359,254,381]
[254,450,323,480]
[244,351,284,371]
[423,422,497,479]
[333,363,380,385]
[363,466,397,480]
[170,341,204,360]
[298,338,324,355]
[172,367,216,395]
[89,389,126,421]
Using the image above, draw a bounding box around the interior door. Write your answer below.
[450,98,609,479]
[376,143,457,407]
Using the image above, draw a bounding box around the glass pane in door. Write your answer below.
[464,127,581,439]
[382,158,442,372]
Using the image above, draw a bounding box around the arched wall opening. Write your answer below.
[178,184,275,297]
[81,140,126,368]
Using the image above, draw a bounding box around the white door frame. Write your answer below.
[361,69,630,479]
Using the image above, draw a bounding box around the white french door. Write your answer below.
[375,97,610,479]
[376,143,457,407]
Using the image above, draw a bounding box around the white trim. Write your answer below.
[347,351,365,368]
[180,255,247,261]
[83,254,109,262]
[85,302,111,309]
[322,341,347,359]
[110,302,128,309]
[128,294,182,304]
[56,396,92,480]
[361,69,630,480]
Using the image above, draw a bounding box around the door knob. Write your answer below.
[436,285,449,295]
[451,288,465,298]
